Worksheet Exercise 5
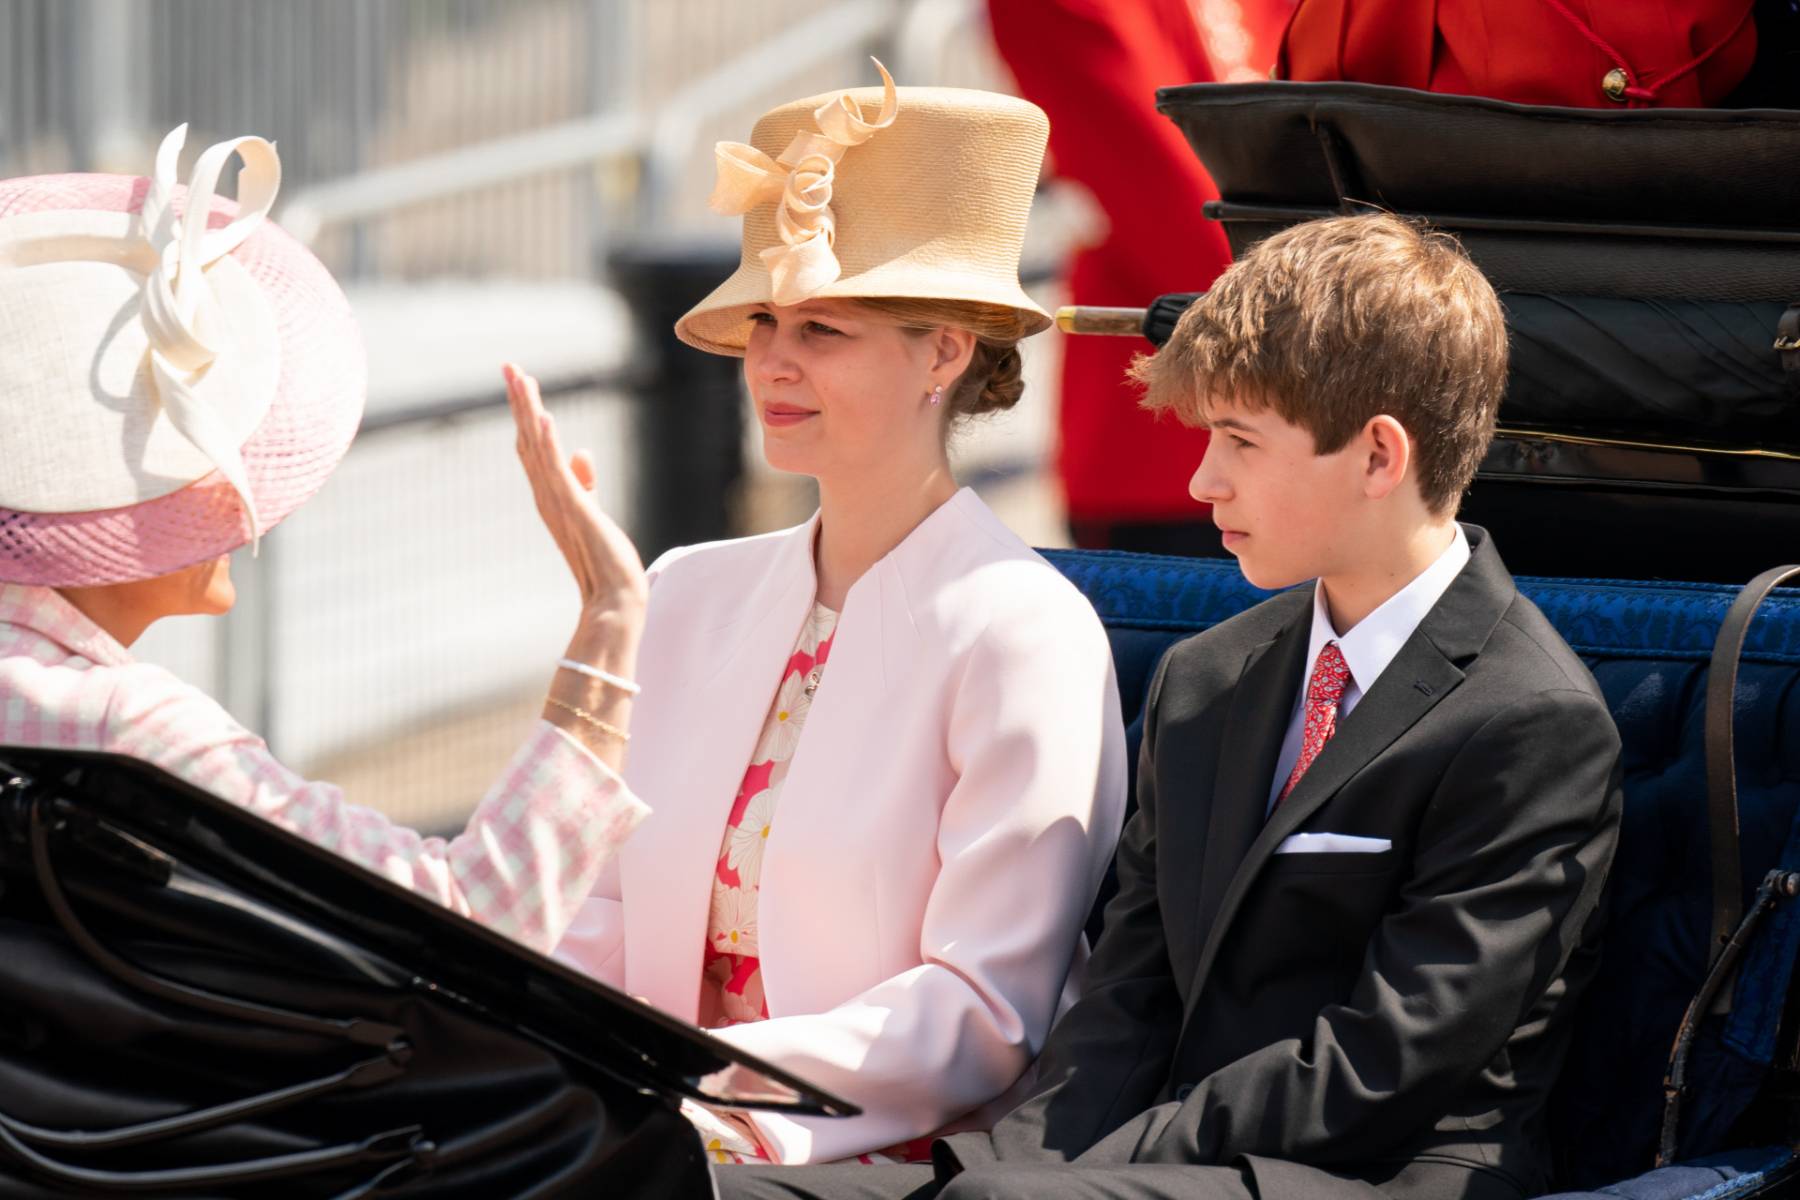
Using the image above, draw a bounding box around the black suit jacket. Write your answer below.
[944,527,1624,1200]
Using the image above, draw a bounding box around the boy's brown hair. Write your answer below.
[1132,213,1508,514]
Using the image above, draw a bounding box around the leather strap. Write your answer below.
[0,1053,404,1152]
[0,1118,424,1193]
[1705,565,1800,973]
[1777,303,1800,396]
[28,798,407,1050]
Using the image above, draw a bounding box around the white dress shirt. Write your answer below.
[1266,524,1472,812]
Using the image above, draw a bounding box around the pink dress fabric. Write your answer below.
[0,583,647,954]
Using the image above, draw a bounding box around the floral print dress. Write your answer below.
[699,601,838,1029]
[684,602,931,1166]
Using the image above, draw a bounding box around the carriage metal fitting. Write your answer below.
[1055,306,1148,337]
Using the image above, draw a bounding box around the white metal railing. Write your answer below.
[278,109,647,247]
[3,0,997,282]
[278,0,990,247]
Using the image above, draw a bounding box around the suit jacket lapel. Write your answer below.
[1180,526,1513,1027]
[1242,634,1464,871]
[1189,614,1310,972]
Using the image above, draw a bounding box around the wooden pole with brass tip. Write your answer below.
[1054,306,1150,336]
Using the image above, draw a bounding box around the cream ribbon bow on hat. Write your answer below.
[708,58,898,304]
[135,124,282,551]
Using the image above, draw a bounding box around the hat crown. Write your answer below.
[676,70,1052,356]
[744,85,1047,277]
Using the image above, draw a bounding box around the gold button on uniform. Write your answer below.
[1602,68,1629,103]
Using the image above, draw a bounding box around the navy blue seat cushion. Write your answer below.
[1535,1146,1799,1200]
[1041,550,1800,1192]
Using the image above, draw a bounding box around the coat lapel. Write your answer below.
[754,545,913,1013]
[619,518,820,1020]
[1179,526,1513,1027]
[755,489,978,1012]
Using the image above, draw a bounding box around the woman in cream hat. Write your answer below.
[0,125,648,955]
[513,63,1127,1165]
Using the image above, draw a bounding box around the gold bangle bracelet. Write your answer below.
[546,697,631,743]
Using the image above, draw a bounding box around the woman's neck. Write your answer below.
[813,466,959,610]
[56,585,153,648]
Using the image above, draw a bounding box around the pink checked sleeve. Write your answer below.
[102,662,648,954]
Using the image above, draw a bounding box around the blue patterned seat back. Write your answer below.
[1042,549,1800,1191]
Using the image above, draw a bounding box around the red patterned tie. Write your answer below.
[1277,641,1351,806]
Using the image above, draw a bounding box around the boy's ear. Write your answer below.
[1362,414,1412,501]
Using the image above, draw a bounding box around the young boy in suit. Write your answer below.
[719,213,1624,1200]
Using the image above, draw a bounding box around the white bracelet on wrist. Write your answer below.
[556,658,642,695]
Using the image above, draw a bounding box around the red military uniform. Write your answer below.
[1280,0,1757,108]
[989,0,1238,533]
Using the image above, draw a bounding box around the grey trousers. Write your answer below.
[713,1162,1261,1200]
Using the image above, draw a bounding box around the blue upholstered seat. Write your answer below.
[1041,549,1800,1200]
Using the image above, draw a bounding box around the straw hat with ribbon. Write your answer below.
[0,125,364,588]
[675,61,1053,356]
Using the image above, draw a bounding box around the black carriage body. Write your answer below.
[0,749,853,1197]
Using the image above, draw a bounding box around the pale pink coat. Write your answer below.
[554,488,1128,1163]
[0,583,647,954]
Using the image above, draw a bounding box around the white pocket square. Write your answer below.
[1273,833,1393,855]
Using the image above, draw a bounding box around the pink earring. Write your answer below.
[930,384,944,407]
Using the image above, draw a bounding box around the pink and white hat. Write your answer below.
[0,125,365,587]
